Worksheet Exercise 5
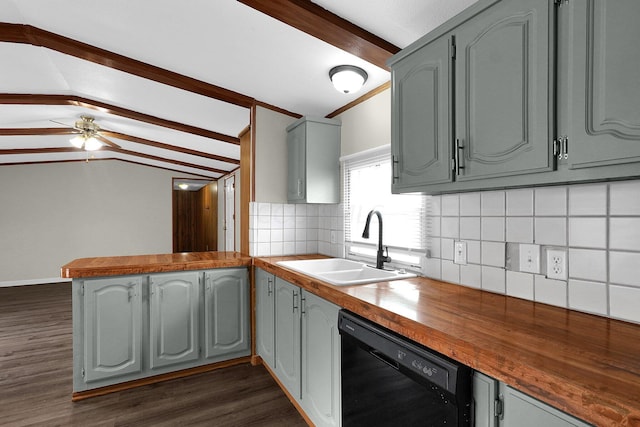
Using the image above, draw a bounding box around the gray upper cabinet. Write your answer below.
[83,276,143,383]
[566,0,640,169]
[454,0,554,181]
[287,116,341,204]
[203,268,250,360]
[255,268,276,369]
[149,272,200,369]
[391,35,453,191]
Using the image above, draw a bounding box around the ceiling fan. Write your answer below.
[53,115,121,151]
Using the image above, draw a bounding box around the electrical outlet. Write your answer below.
[454,241,467,265]
[546,249,567,280]
[519,244,540,274]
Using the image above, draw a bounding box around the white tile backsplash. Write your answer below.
[252,179,640,324]
[535,187,567,216]
[568,217,606,248]
[610,181,640,215]
[609,218,640,251]
[535,217,567,246]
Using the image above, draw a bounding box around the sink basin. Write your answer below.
[277,258,416,286]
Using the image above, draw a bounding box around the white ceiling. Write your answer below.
[0,0,477,179]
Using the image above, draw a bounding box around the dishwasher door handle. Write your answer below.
[369,349,400,370]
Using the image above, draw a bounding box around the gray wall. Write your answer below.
[0,161,192,285]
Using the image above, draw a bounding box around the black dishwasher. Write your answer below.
[339,310,472,426]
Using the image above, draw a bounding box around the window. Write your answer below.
[343,146,427,269]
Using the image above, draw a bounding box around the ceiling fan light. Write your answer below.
[83,136,103,151]
[70,135,85,149]
[329,65,368,94]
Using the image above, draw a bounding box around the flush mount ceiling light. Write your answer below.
[329,65,368,94]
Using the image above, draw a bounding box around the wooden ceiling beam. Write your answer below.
[0,22,255,109]
[237,0,400,70]
[0,94,240,145]
[104,146,229,175]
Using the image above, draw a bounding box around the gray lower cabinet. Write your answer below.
[203,268,250,360]
[149,272,200,369]
[473,372,591,427]
[255,268,276,369]
[258,273,341,427]
[566,0,640,170]
[274,277,302,398]
[82,276,143,383]
[300,291,341,427]
[73,268,250,393]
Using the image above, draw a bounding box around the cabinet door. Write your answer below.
[274,277,302,400]
[567,0,640,169]
[455,0,554,180]
[149,272,200,369]
[203,268,250,359]
[301,291,341,427]
[474,372,499,427]
[392,35,453,191]
[83,277,143,382]
[500,385,591,427]
[255,268,276,369]
[287,122,306,202]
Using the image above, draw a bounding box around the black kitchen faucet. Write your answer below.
[361,209,391,270]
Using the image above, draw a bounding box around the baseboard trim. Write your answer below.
[0,278,71,288]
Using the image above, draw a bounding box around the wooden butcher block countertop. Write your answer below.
[61,251,251,278]
[255,255,640,427]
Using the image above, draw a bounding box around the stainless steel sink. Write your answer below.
[276,258,416,286]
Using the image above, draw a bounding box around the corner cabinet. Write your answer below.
[73,268,250,394]
[287,116,341,204]
[255,270,341,427]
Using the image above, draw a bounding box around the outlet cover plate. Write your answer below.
[519,244,540,274]
[454,241,467,265]
[546,248,567,280]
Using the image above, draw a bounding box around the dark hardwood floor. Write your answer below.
[0,283,306,427]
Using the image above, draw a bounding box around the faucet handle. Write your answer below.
[384,246,392,263]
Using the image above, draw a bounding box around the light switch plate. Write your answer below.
[454,241,467,265]
[519,243,540,274]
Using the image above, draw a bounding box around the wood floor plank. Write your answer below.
[0,283,306,427]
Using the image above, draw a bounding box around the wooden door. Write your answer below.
[454,0,554,180]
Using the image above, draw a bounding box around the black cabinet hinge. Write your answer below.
[555,0,569,6]
[450,37,456,59]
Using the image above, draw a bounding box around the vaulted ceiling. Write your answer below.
[0,0,477,179]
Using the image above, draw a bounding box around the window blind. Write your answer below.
[342,146,427,267]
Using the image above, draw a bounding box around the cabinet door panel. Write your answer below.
[392,35,453,190]
[455,0,553,180]
[568,0,640,168]
[204,269,249,359]
[274,278,301,399]
[149,272,200,369]
[255,268,276,369]
[84,277,143,382]
[287,124,306,202]
[301,292,341,427]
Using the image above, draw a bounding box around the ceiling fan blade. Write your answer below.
[96,134,121,149]
[49,119,75,128]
